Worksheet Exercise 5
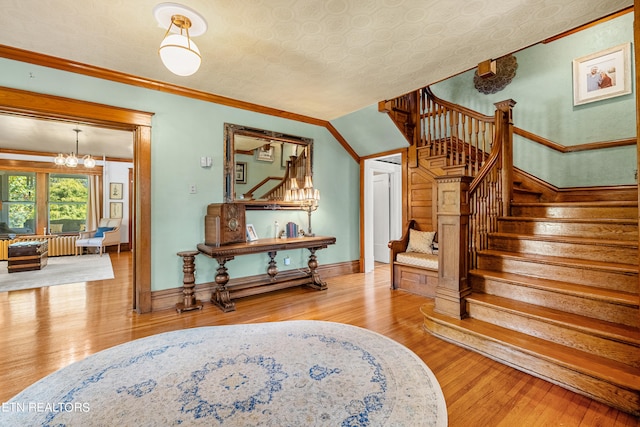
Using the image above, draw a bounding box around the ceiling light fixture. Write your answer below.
[154,3,208,77]
[53,128,96,169]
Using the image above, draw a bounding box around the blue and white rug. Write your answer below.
[3,321,447,426]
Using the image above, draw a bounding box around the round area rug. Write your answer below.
[4,321,447,426]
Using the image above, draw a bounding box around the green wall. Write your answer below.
[0,58,360,291]
[432,12,636,188]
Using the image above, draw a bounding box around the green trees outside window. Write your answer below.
[1,172,89,235]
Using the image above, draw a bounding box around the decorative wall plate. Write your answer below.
[473,55,518,94]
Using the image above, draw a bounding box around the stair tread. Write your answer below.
[470,269,639,307]
[422,302,640,390]
[479,249,639,272]
[511,201,638,207]
[499,216,638,225]
[466,293,640,346]
[490,232,638,248]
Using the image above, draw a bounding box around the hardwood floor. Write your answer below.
[0,252,638,426]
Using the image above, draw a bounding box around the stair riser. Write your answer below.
[477,255,637,293]
[423,317,640,416]
[498,220,638,241]
[467,301,640,368]
[488,236,638,264]
[470,275,639,327]
[511,206,638,219]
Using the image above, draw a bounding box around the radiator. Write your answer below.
[0,235,78,260]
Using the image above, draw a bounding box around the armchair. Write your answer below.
[75,218,122,256]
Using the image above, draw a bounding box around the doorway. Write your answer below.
[363,155,402,273]
[0,86,153,312]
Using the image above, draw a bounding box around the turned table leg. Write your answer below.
[307,247,328,290]
[176,250,203,313]
[212,256,236,312]
[267,250,278,281]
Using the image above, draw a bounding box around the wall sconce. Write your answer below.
[154,3,207,77]
[284,176,320,236]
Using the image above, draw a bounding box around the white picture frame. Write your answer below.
[572,42,632,106]
[256,146,274,162]
[246,224,258,241]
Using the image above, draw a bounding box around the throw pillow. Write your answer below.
[94,227,114,238]
[406,229,436,254]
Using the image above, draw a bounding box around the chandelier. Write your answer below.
[53,128,96,168]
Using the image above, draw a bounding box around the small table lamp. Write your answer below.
[285,175,320,236]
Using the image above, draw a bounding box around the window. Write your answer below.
[3,173,36,234]
[49,174,89,233]
[0,171,90,235]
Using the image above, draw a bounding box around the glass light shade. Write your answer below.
[289,177,299,190]
[159,34,201,76]
[83,155,96,168]
[65,154,78,168]
[54,154,66,165]
[303,175,313,189]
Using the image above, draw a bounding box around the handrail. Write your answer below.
[257,151,309,201]
[514,127,636,153]
[243,176,283,200]
[423,87,494,123]
[420,87,496,176]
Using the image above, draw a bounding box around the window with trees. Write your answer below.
[2,173,36,234]
[49,174,89,233]
[0,171,89,236]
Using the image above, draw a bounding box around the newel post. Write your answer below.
[434,175,473,319]
[494,99,516,216]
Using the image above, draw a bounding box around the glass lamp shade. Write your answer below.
[159,34,201,76]
[83,155,96,168]
[54,154,66,165]
[65,154,78,168]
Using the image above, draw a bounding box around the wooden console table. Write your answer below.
[195,236,336,312]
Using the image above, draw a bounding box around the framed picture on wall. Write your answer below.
[572,42,632,106]
[109,182,123,199]
[110,202,123,219]
[235,162,247,184]
[255,145,274,162]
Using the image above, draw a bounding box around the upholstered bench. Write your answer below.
[388,220,438,297]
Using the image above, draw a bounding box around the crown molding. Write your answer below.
[0,45,360,162]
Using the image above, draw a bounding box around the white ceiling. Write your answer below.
[0,0,633,158]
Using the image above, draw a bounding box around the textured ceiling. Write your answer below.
[0,0,632,122]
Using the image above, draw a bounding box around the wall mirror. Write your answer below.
[223,123,314,210]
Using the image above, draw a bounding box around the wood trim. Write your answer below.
[0,86,154,313]
[514,127,636,153]
[359,158,365,272]
[134,125,152,313]
[150,260,360,312]
[325,122,360,162]
[360,147,406,161]
[0,158,104,175]
[1,147,130,163]
[514,167,638,202]
[0,85,151,128]
[0,45,361,163]
[543,7,633,44]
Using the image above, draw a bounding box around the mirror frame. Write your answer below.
[223,123,314,210]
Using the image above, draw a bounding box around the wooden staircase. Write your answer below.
[422,200,640,415]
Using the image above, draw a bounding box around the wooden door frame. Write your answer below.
[0,86,153,313]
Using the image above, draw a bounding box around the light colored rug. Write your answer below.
[4,321,448,426]
[0,255,114,292]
